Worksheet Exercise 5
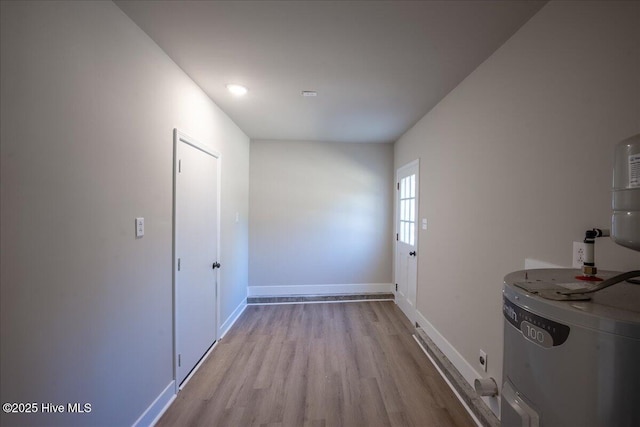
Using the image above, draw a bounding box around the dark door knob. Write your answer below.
[212,262,221,269]
[409,251,416,256]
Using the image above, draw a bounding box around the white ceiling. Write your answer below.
[116,1,545,144]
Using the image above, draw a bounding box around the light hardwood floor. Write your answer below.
[157,301,475,427]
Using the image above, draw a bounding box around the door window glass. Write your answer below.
[399,174,416,246]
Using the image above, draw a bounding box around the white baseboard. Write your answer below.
[413,335,483,427]
[134,300,247,427]
[132,380,176,427]
[182,299,248,391]
[247,283,393,297]
[219,298,247,339]
[415,309,500,418]
[179,341,218,391]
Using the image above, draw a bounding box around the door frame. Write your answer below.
[394,159,419,325]
[172,128,222,392]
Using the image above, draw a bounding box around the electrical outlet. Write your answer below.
[573,241,586,268]
[479,350,487,372]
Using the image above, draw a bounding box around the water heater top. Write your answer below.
[504,268,640,338]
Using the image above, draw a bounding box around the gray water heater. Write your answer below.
[501,134,640,427]
[502,270,640,427]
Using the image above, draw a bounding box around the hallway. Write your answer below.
[158,301,474,427]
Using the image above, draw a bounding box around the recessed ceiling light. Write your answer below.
[302,91,317,97]
[226,84,248,96]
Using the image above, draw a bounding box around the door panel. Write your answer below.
[174,131,219,386]
[395,160,419,325]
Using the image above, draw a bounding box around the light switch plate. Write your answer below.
[135,217,144,238]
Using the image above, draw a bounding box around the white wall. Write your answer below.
[249,140,393,295]
[395,0,640,415]
[0,1,249,426]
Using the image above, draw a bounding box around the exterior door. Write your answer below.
[395,160,419,325]
[174,129,220,387]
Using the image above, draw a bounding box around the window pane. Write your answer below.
[400,200,405,221]
[410,199,415,222]
[404,177,409,200]
[400,177,406,199]
[409,223,415,246]
[410,175,415,198]
[399,221,405,243]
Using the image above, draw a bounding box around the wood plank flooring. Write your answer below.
[157,301,475,427]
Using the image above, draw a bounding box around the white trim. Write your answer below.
[179,340,218,391]
[132,381,176,427]
[247,283,393,297]
[413,335,482,427]
[218,298,247,339]
[172,128,222,391]
[138,298,247,426]
[398,158,420,171]
[181,298,248,387]
[415,309,500,418]
[174,128,219,158]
